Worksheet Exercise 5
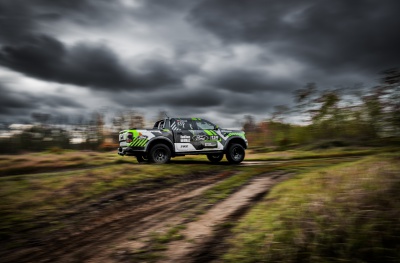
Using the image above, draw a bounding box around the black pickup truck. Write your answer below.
[118,117,248,164]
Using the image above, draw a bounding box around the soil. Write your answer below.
[2,169,292,263]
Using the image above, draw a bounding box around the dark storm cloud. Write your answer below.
[0,0,92,44]
[189,0,400,73]
[2,0,400,125]
[0,34,182,90]
[112,88,224,108]
[0,83,83,115]
[208,68,298,94]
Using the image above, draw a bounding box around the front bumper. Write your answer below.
[118,146,146,156]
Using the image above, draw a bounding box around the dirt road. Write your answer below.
[3,167,292,263]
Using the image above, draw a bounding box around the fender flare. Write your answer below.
[145,137,174,153]
[223,136,248,151]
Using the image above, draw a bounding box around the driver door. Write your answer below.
[193,119,221,151]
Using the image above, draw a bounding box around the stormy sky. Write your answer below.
[1,0,399,127]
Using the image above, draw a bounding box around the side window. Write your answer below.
[171,119,195,130]
[153,120,163,129]
[195,120,215,130]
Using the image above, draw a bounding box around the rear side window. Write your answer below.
[195,120,215,130]
[171,119,194,130]
[153,120,164,129]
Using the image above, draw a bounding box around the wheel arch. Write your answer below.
[145,137,174,155]
[224,137,247,151]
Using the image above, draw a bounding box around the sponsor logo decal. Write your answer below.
[180,145,188,148]
[176,119,187,127]
[180,135,190,142]
[193,135,208,141]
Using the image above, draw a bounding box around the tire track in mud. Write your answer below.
[4,171,294,263]
[161,172,293,263]
[3,171,235,263]
[3,156,360,263]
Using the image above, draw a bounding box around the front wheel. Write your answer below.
[149,144,171,164]
[207,153,224,163]
[226,143,245,164]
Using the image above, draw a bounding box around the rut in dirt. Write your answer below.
[161,172,292,263]
[2,170,235,263]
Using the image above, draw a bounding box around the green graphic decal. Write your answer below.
[129,130,139,137]
[204,129,218,136]
[129,138,148,147]
[227,132,245,138]
[204,130,213,136]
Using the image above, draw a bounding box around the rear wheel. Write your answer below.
[149,144,171,164]
[226,143,245,164]
[207,153,224,163]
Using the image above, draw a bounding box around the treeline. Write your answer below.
[0,111,147,154]
[244,68,400,149]
[1,69,399,154]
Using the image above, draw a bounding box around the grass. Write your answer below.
[245,147,393,161]
[0,146,386,176]
[0,151,119,176]
[151,225,187,244]
[223,154,400,263]
[1,148,397,259]
[0,162,226,244]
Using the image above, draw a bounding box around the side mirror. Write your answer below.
[214,125,219,130]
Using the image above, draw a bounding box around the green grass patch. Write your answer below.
[223,155,400,263]
[0,163,226,242]
[245,147,396,162]
[151,225,187,244]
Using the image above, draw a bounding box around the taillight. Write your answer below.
[126,132,133,143]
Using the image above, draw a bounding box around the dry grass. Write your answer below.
[224,154,400,263]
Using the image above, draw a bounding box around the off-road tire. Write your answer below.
[226,143,245,164]
[207,153,224,163]
[149,144,171,164]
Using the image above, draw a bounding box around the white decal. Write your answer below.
[175,143,197,152]
[176,119,187,127]
[180,135,190,142]
[193,135,208,141]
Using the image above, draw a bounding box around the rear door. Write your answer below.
[170,118,197,152]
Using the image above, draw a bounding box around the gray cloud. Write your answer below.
[0,34,183,91]
[0,83,84,117]
[0,0,399,126]
[189,0,400,74]
[111,87,224,109]
[207,68,299,94]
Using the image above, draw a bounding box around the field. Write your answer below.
[0,147,399,262]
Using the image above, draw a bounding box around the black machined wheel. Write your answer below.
[207,153,224,163]
[149,144,171,164]
[136,154,149,163]
[226,143,245,164]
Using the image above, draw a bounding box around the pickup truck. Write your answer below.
[118,117,248,164]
